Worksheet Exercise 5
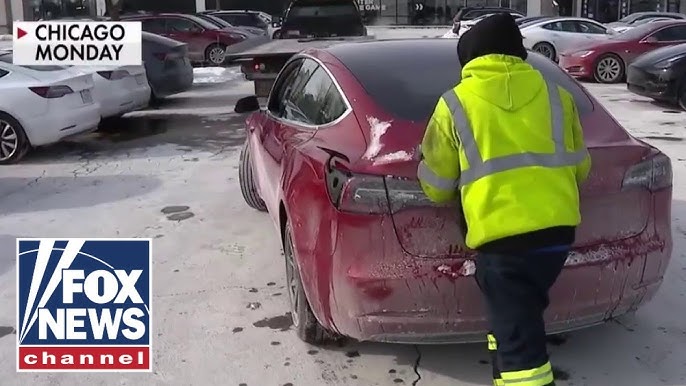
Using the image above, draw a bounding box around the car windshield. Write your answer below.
[0,52,66,71]
[288,3,359,18]
[203,14,231,27]
[330,40,593,122]
[618,14,641,23]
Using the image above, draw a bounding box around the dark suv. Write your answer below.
[121,13,248,65]
[452,7,524,33]
[273,0,366,39]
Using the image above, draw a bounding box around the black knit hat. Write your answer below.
[457,13,528,67]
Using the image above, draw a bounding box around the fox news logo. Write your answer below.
[16,238,152,372]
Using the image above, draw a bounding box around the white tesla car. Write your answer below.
[0,52,101,164]
[520,17,616,61]
[68,65,151,119]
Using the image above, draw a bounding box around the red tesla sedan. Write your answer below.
[558,20,686,83]
[235,39,673,344]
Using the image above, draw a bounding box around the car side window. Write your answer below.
[652,25,686,41]
[577,21,607,34]
[319,84,347,124]
[0,69,8,79]
[541,22,559,31]
[268,59,304,116]
[288,67,337,125]
[166,18,196,33]
[142,19,164,33]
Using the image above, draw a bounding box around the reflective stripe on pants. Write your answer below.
[441,81,588,188]
[488,332,503,385]
[501,361,554,385]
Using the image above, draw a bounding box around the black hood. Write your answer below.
[457,13,528,67]
[632,42,686,68]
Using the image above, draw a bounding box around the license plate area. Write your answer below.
[80,89,93,104]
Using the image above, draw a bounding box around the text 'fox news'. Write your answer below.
[16,238,152,372]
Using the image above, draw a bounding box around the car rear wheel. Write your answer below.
[239,140,267,211]
[283,220,328,345]
[532,42,556,61]
[594,54,625,84]
[205,44,227,65]
[0,112,30,165]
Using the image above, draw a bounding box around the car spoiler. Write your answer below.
[225,35,376,61]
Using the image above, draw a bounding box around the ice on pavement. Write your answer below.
[193,66,243,84]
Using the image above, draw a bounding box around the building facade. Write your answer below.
[4,0,686,25]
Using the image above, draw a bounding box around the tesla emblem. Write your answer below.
[414,3,424,11]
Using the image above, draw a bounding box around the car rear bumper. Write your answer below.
[151,66,194,97]
[559,54,594,79]
[24,102,101,146]
[96,81,151,118]
[627,65,679,103]
[326,191,672,343]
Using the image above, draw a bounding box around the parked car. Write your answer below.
[627,42,686,109]
[521,17,616,61]
[208,10,272,34]
[141,31,194,101]
[606,11,686,32]
[69,64,150,119]
[611,16,677,33]
[559,20,686,83]
[0,52,100,164]
[516,15,551,26]
[272,0,367,39]
[121,13,248,65]
[195,13,266,36]
[451,6,524,34]
[233,38,673,344]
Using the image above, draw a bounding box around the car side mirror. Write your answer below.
[643,36,658,43]
[235,95,260,113]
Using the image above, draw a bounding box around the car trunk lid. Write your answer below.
[352,115,654,258]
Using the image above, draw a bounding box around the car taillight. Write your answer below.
[253,62,266,72]
[97,70,129,80]
[622,153,672,192]
[325,157,435,214]
[29,85,74,98]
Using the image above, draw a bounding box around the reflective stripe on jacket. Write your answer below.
[417,54,591,250]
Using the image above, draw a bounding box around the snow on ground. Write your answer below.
[0,46,686,385]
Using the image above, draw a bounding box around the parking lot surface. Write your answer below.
[0,57,685,385]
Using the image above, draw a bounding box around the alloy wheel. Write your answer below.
[535,44,554,59]
[596,57,621,82]
[0,120,18,162]
[284,230,301,327]
[208,47,226,65]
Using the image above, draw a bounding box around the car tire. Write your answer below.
[0,112,31,165]
[283,220,329,345]
[594,54,625,84]
[532,42,556,61]
[205,43,227,66]
[239,140,267,212]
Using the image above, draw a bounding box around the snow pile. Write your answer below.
[362,116,392,160]
[193,66,243,84]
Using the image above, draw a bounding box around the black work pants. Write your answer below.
[475,249,568,386]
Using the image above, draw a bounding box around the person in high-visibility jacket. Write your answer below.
[417,13,591,386]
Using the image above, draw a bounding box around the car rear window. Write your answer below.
[330,40,593,122]
[289,3,360,18]
[0,53,66,71]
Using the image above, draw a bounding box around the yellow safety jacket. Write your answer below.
[417,54,591,250]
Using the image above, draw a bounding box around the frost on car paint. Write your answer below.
[373,150,415,165]
[362,116,392,160]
